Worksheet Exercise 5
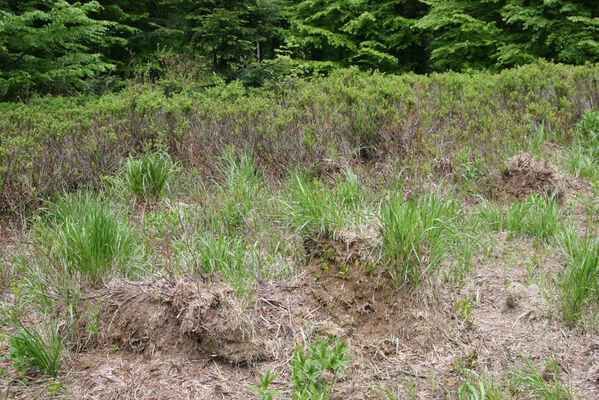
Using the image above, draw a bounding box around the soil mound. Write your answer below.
[92,278,280,365]
[295,232,455,357]
[500,152,563,200]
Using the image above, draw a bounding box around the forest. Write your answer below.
[1,0,599,99]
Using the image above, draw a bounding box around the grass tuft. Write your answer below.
[41,192,136,285]
[7,314,64,377]
[380,188,457,286]
[121,151,176,202]
[557,226,599,324]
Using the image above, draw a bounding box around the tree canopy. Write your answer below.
[1,0,598,98]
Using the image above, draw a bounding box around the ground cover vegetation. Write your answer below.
[1,61,599,398]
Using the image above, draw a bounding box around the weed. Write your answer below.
[248,335,350,400]
[247,369,282,400]
[214,153,266,233]
[41,192,136,285]
[511,357,575,400]
[457,369,509,400]
[479,194,562,242]
[285,173,340,236]
[194,234,254,297]
[504,194,562,241]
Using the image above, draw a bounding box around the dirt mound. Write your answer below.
[500,152,563,200]
[91,278,282,365]
[295,233,456,357]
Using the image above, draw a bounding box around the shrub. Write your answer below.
[1,62,597,212]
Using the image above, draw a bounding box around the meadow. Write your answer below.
[1,61,599,399]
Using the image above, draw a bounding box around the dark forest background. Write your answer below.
[1,1,598,99]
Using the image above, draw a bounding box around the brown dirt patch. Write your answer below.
[87,277,286,365]
[499,152,564,201]
[298,235,451,351]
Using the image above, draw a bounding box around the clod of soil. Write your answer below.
[505,282,548,319]
[90,278,279,365]
[500,152,563,200]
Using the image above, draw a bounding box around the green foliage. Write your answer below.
[214,153,265,233]
[121,151,176,202]
[248,335,350,399]
[288,0,426,72]
[1,0,598,93]
[248,369,282,400]
[159,0,285,73]
[479,194,562,242]
[288,335,349,399]
[457,358,577,400]
[0,62,596,211]
[0,1,117,99]
[504,194,562,241]
[558,226,599,323]
[416,0,503,71]
[566,110,599,182]
[380,188,457,286]
[512,357,575,400]
[285,173,340,236]
[418,0,599,71]
[41,191,136,285]
[284,170,370,237]
[7,314,64,377]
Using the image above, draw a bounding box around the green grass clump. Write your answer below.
[380,189,458,286]
[284,170,371,238]
[504,194,562,241]
[194,234,254,296]
[214,153,266,233]
[7,316,64,377]
[41,192,136,285]
[121,152,176,202]
[511,358,575,400]
[285,173,340,236]
[458,357,576,400]
[566,110,599,182]
[558,226,599,324]
[479,194,562,242]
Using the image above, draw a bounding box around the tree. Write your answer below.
[498,0,599,67]
[160,0,285,72]
[415,0,503,71]
[0,1,116,98]
[287,0,426,72]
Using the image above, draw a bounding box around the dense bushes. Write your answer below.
[0,61,598,211]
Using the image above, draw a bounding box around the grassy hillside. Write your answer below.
[1,62,599,399]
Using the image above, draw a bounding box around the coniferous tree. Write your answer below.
[0,0,116,98]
